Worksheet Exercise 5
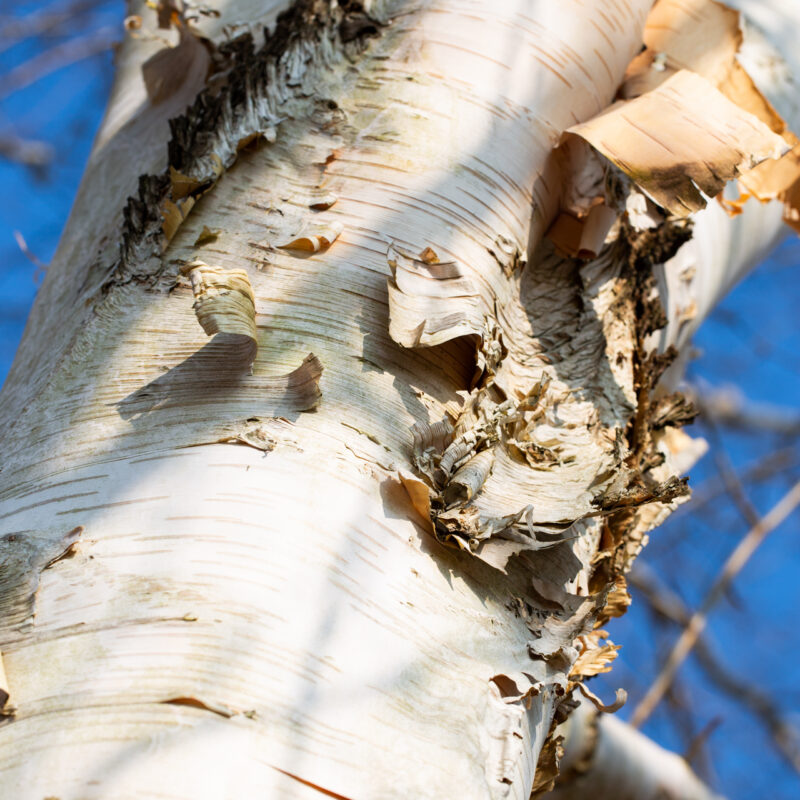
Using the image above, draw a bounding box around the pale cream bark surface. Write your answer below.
[546,699,724,800]
[0,1,795,799]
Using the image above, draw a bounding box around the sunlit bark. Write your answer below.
[0,1,796,798]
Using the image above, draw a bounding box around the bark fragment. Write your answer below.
[183,260,258,363]
[277,221,343,252]
[386,244,483,349]
[545,137,618,259]
[621,0,800,229]
[569,631,619,679]
[0,525,84,636]
[194,226,221,245]
[546,205,618,260]
[530,732,565,797]
[622,0,743,99]
[569,71,787,216]
[0,652,13,719]
[161,696,236,718]
[309,193,338,211]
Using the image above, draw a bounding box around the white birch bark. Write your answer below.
[546,698,724,800]
[0,1,796,798]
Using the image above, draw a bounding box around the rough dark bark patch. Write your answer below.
[112,0,382,289]
[590,219,696,588]
[623,220,693,465]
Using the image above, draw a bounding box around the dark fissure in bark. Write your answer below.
[623,218,694,466]
[592,219,697,585]
[536,219,701,795]
[112,0,382,289]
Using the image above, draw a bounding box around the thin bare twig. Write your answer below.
[695,644,800,774]
[703,414,760,528]
[703,415,760,609]
[652,444,800,563]
[630,562,800,775]
[0,0,99,54]
[13,231,49,282]
[700,387,800,437]
[663,676,715,781]
[684,717,722,778]
[682,446,800,518]
[630,479,800,728]
[0,27,117,100]
[0,134,53,166]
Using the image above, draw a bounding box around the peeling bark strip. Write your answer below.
[621,0,800,229]
[568,70,787,216]
[278,221,343,252]
[0,652,13,718]
[115,0,381,284]
[0,525,84,637]
[183,260,258,362]
[387,244,483,348]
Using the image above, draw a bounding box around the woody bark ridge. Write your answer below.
[0,0,797,798]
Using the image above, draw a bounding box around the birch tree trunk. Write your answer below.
[1,1,798,798]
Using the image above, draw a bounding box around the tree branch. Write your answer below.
[698,386,800,437]
[629,561,800,775]
[545,698,723,800]
[630,478,800,726]
[0,134,53,166]
[0,26,117,100]
[0,0,99,54]
[683,445,800,518]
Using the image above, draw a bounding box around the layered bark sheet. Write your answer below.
[0,0,797,798]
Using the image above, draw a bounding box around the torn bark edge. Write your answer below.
[177,416,302,453]
[385,243,485,350]
[566,71,788,218]
[583,220,697,600]
[161,696,237,718]
[484,674,548,792]
[0,527,86,720]
[534,699,599,798]
[42,525,85,570]
[575,682,626,714]
[0,651,14,719]
[531,731,566,797]
[385,243,512,391]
